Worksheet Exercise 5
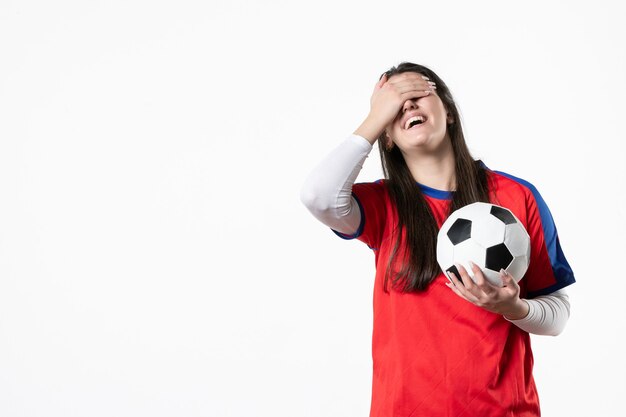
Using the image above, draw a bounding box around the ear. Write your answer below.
[384,133,394,150]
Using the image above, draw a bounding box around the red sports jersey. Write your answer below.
[332,165,576,417]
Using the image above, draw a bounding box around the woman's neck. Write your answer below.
[402,141,456,191]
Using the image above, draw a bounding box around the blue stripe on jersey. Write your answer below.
[493,170,576,297]
[417,182,454,200]
[416,161,487,200]
[331,191,366,240]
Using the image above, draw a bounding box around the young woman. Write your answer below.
[300,62,575,417]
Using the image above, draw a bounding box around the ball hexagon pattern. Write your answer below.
[436,202,531,287]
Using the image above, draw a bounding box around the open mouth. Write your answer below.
[404,115,428,130]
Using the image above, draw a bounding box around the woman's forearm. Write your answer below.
[300,134,373,235]
[504,288,571,336]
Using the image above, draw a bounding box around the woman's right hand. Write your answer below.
[354,72,436,144]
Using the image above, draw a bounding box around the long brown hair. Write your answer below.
[378,62,492,293]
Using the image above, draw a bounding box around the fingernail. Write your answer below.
[421,75,430,80]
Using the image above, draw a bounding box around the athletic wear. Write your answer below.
[300,134,571,334]
[300,133,576,417]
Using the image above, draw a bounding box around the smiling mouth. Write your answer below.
[407,121,427,130]
[404,115,428,130]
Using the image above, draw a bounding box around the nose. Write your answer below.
[402,99,419,113]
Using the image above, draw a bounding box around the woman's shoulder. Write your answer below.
[354,178,387,188]
[352,179,390,201]
[480,162,540,198]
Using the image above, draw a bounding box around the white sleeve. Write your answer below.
[300,134,374,235]
[505,287,571,336]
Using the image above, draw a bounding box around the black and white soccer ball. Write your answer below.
[436,202,530,287]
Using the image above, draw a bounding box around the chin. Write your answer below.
[403,133,431,146]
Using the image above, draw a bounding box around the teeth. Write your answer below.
[405,115,426,130]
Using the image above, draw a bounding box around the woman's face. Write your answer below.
[384,72,453,154]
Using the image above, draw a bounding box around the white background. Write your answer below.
[1,1,624,416]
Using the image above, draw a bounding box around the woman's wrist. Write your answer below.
[353,115,386,145]
[503,299,530,321]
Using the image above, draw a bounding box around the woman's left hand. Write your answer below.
[446,261,529,319]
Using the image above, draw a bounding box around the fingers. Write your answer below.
[383,72,437,95]
[446,263,522,313]
[446,269,479,304]
[397,79,436,95]
[468,261,497,293]
[370,72,437,127]
[388,72,431,82]
[447,262,491,298]
[447,263,473,289]
[500,268,518,288]
[455,264,474,289]
[377,73,387,88]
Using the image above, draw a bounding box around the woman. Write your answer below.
[300,62,575,417]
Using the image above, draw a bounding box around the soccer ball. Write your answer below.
[436,202,530,287]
